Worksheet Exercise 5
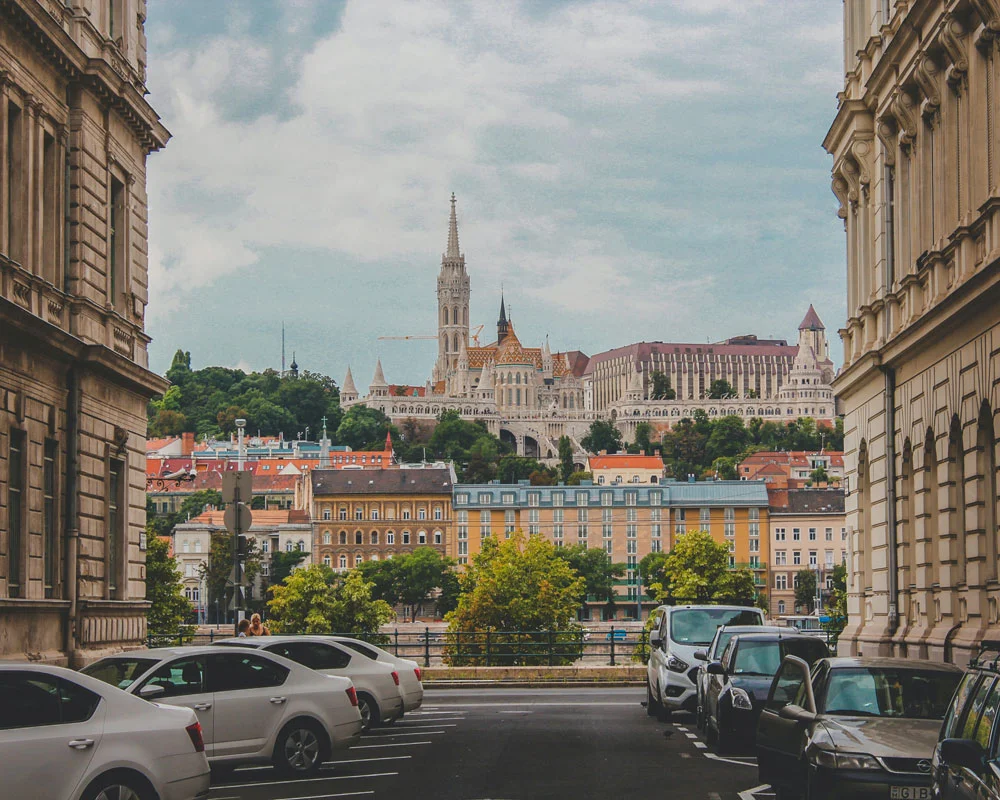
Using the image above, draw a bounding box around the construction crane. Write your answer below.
[378,324,486,346]
[377,335,436,341]
[470,324,484,347]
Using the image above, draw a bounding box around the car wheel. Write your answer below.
[646,682,660,717]
[275,719,327,777]
[81,771,155,800]
[357,693,380,732]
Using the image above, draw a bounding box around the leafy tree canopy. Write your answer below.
[656,530,759,606]
[650,371,676,401]
[794,569,818,611]
[708,379,736,399]
[267,566,394,634]
[145,532,193,635]
[558,436,575,483]
[269,550,308,587]
[553,544,624,607]
[581,419,623,454]
[357,547,458,622]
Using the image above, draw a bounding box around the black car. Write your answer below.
[933,643,1000,799]
[703,632,829,753]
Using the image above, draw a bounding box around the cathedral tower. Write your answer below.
[434,194,471,382]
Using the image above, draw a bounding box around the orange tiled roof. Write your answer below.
[588,454,664,470]
[146,437,179,453]
[190,509,310,526]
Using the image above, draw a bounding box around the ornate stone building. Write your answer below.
[828,0,1000,663]
[0,1,169,664]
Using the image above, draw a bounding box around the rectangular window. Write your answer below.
[577,508,589,522]
[478,492,491,504]
[602,523,613,539]
[825,527,833,541]
[625,491,637,507]
[650,539,662,553]
[749,521,759,537]
[528,493,540,507]
[387,532,395,545]
[676,508,686,521]
[792,528,801,541]
[7,429,26,597]
[650,491,661,506]
[651,524,661,539]
[626,524,637,539]
[749,555,760,569]
[528,509,539,524]
[775,527,786,541]
[402,532,410,544]
[576,491,589,506]
[750,538,760,553]
[552,492,564,507]
[700,507,710,523]
[627,540,637,554]
[458,526,468,540]
[43,439,58,596]
[107,459,125,599]
[650,508,661,522]
[626,508,636,522]
[724,507,735,521]
[553,524,563,541]
[808,527,817,541]
[809,551,817,567]
[724,522,735,538]
[749,508,759,521]
[793,551,801,566]
[601,492,612,507]
[7,102,24,264]
[458,542,468,556]
[553,509,564,523]
[455,494,469,506]
[775,574,787,590]
[604,541,613,555]
[775,550,786,566]
[502,493,515,505]
[578,524,588,541]
[602,508,613,523]
[529,524,540,536]
[109,176,125,309]
[457,510,468,524]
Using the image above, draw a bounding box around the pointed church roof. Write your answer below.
[385,430,393,452]
[371,358,387,387]
[446,193,460,259]
[498,292,507,323]
[342,366,357,395]
[542,336,551,359]
[798,304,825,331]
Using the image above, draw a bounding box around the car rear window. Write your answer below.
[340,640,380,660]
[942,672,981,738]
[670,608,763,647]
[81,657,159,690]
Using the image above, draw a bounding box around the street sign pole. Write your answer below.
[222,467,253,635]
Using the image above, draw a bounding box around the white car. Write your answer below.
[329,636,424,713]
[647,604,764,721]
[216,636,405,730]
[81,645,362,776]
[0,663,210,800]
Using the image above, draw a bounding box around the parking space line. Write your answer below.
[430,701,637,707]
[397,718,463,723]
[387,723,457,728]
[350,740,433,749]
[213,771,398,791]
[694,742,707,749]
[738,785,772,800]
[704,751,757,767]
[273,792,375,800]
[685,733,698,739]
[327,756,414,766]
[362,730,445,738]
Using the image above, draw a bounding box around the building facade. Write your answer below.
[738,451,845,485]
[452,480,770,619]
[827,0,1000,663]
[767,489,847,617]
[303,465,456,571]
[0,1,169,664]
[587,453,665,485]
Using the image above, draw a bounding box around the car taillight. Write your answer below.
[413,667,422,682]
[391,671,400,686]
[346,686,359,707]
[185,722,205,753]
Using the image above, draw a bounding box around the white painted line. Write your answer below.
[738,784,771,800]
[705,751,758,767]
[676,726,689,732]
[350,740,433,749]
[427,702,638,707]
[217,771,398,790]
[274,792,374,800]
[499,710,532,714]
[685,733,699,739]
[361,730,446,738]
[694,742,708,749]
[398,717,464,722]
[387,723,457,728]
[234,755,412,773]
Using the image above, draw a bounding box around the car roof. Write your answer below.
[730,632,824,643]
[665,605,761,612]
[821,657,963,672]
[718,625,785,634]
[109,645,276,659]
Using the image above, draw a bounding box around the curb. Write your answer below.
[424,680,645,689]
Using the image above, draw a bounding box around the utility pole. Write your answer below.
[223,419,252,634]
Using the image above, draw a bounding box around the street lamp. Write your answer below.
[236,418,247,471]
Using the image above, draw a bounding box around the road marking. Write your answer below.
[499,710,532,714]
[350,740,433,749]
[215,772,398,790]
[386,723,457,728]
[694,742,708,749]
[398,717,464,723]
[234,755,413,773]
[428,701,638,707]
[273,792,375,800]
[705,751,757,767]
[686,733,699,739]
[361,730,446,738]
[738,785,772,800]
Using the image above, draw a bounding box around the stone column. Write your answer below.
[0,74,9,256]
[56,125,68,289]
[24,95,38,276]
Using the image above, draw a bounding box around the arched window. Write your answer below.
[418,530,427,544]
[443,333,449,353]
[338,554,347,569]
[355,531,363,545]
[899,440,915,591]
[355,553,363,567]
[285,541,293,552]
[323,531,332,545]
[443,307,449,325]
[339,531,347,545]
[948,416,967,585]
[322,508,331,520]
[323,555,332,567]
[434,530,442,545]
[978,403,998,583]
[297,540,305,551]
[370,531,379,545]
[453,333,460,353]
[452,306,459,326]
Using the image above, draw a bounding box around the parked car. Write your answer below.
[329,635,424,713]
[646,604,764,721]
[756,655,962,800]
[932,643,1000,799]
[0,663,210,800]
[81,645,363,776]
[694,624,786,731]
[703,632,829,752]
[215,636,404,730]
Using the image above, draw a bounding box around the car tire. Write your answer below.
[646,682,659,717]
[81,770,155,800]
[357,692,380,732]
[274,719,328,777]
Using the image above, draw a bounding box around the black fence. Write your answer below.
[148,627,651,667]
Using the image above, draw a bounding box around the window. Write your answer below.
[418,508,426,521]
[7,102,25,264]
[552,492,564,507]
[456,493,469,506]
[650,508,661,522]
[266,642,351,671]
[602,523,613,539]
[370,531,379,545]
[109,176,126,309]
[775,550,786,566]
[323,532,331,545]
[194,540,202,553]
[793,551,801,566]
[724,522,735,538]
[355,554,363,567]
[528,509,539,524]
[700,508,710,523]
[107,459,125,599]
[576,492,589,506]
[775,527,786,541]
[578,524,588,541]
[792,528,801,541]
[625,491,637,507]
[749,508,759,521]
[626,508,637,522]
[601,492,612,507]
[502,493,515,505]
[339,555,347,569]
[434,531,442,545]
[777,600,785,615]
[386,532,395,545]
[825,527,833,541]
[775,574,788,590]
[43,440,58,596]
[284,540,293,552]
[402,509,411,520]
[418,531,427,545]
[339,531,347,545]
[183,540,190,554]
[626,524,637,539]
[478,493,491,504]
[528,493,540,507]
[652,524,661,539]
[809,528,817,541]
[355,531,363,545]
[322,508,331,520]
[651,539,662,553]
[626,540,637,554]
[650,491,661,506]
[402,531,410,545]
[140,657,206,698]
[0,672,102,729]
[338,507,347,521]
[434,507,443,521]
[207,653,288,692]
[750,538,759,553]
[724,507,735,521]
[323,555,332,567]
[354,507,363,521]
[6,429,25,598]
[370,509,379,520]
[809,551,817,567]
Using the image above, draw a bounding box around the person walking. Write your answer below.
[249,613,270,636]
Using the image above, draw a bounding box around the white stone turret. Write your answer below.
[370,358,389,398]
[341,366,358,403]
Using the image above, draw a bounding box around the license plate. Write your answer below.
[890,787,930,800]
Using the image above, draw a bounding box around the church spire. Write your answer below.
[497,291,509,345]
[446,192,460,259]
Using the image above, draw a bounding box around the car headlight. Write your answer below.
[810,750,881,770]
[730,687,753,711]
[666,655,689,673]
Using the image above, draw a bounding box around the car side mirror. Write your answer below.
[649,630,662,647]
[778,703,816,723]
[693,650,708,662]
[138,684,166,700]
[706,662,726,676]
[939,738,986,772]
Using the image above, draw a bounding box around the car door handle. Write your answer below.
[193,703,213,711]
[67,739,95,750]
[269,696,287,705]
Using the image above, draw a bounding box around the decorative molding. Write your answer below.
[890,90,918,148]
[939,15,969,91]
[970,0,1000,30]
[914,55,942,120]
[877,117,897,166]
[850,138,874,189]
[12,281,31,307]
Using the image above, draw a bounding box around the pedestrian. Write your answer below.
[237,618,251,638]
[249,613,270,637]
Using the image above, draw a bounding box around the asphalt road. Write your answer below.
[208,687,774,800]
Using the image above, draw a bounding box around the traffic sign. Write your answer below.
[227,586,245,611]
[222,471,253,504]
[223,501,252,535]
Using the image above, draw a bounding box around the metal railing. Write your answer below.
[148,627,651,667]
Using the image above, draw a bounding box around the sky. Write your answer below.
[144,0,847,389]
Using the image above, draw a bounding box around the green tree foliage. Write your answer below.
[336,405,395,451]
[632,422,654,455]
[660,418,708,480]
[462,436,500,483]
[445,533,585,665]
[708,379,736,399]
[656,530,758,605]
[794,569,818,611]
[822,563,848,645]
[146,489,223,539]
[148,350,341,440]
[200,531,262,614]
[650,371,676,400]
[558,435,575,482]
[497,455,547,483]
[357,547,458,622]
[269,550,308,587]
[566,470,593,485]
[145,532,193,636]
[581,419,623,454]
[809,466,831,484]
[553,544,624,609]
[267,566,395,634]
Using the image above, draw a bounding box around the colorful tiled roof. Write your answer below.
[588,454,664,470]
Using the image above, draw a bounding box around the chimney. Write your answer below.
[599,450,608,456]
[181,431,195,456]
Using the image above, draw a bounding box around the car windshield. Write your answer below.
[340,640,379,660]
[81,657,159,690]
[733,641,782,676]
[821,668,961,719]
[671,608,762,646]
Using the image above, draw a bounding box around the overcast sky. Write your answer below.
[144,0,846,389]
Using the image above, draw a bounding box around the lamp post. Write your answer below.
[236,418,247,471]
